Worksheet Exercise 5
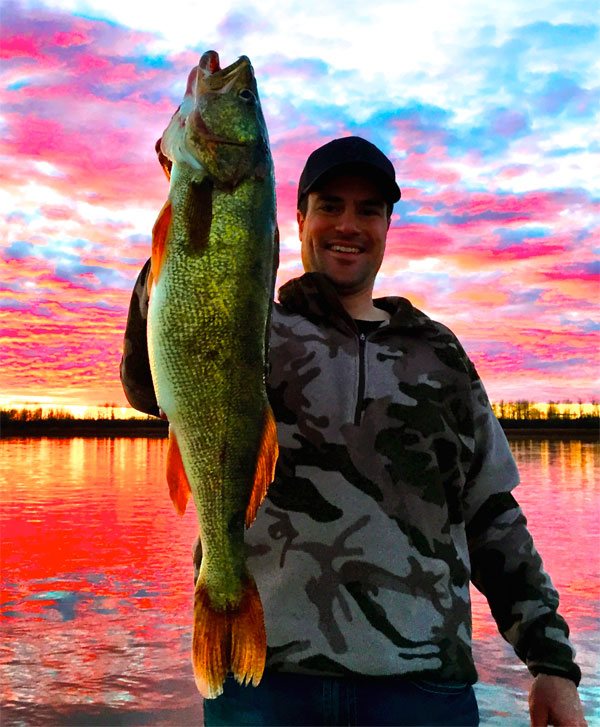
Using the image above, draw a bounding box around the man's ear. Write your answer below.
[297,209,305,240]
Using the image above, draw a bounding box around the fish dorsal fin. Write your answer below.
[245,405,278,528]
[151,200,173,283]
[167,427,192,516]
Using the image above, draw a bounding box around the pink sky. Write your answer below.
[1,1,598,409]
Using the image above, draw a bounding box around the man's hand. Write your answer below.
[529,674,587,726]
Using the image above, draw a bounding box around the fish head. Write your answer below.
[158,52,271,188]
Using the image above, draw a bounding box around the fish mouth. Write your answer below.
[199,50,221,74]
[198,51,252,80]
[190,51,254,146]
[197,51,253,95]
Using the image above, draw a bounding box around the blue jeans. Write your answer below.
[203,671,479,726]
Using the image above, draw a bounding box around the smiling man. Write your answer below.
[297,138,395,322]
[121,136,587,727]
[299,174,389,307]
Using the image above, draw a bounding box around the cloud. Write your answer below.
[513,21,598,50]
[3,241,36,260]
[534,73,598,117]
[1,0,598,406]
[540,260,599,281]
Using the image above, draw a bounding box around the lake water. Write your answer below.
[1,435,598,726]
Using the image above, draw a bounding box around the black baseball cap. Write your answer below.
[297,136,401,208]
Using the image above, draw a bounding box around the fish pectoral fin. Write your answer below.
[151,199,173,283]
[155,137,172,181]
[187,178,213,255]
[245,405,278,528]
[192,573,266,699]
[167,428,192,516]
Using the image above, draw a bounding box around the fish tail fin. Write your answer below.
[166,428,191,516]
[192,573,266,699]
[230,573,267,687]
[245,405,278,527]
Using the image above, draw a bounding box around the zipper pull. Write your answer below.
[359,332,366,342]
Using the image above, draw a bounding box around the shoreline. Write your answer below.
[501,428,598,441]
[1,420,597,440]
[0,420,169,439]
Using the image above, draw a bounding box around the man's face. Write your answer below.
[298,174,390,297]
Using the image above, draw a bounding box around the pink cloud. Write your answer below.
[273,131,329,182]
[497,164,529,180]
[1,111,167,207]
[537,277,598,301]
[76,54,111,73]
[53,30,91,48]
[451,190,573,219]
[392,119,448,152]
[0,34,44,60]
[39,204,82,221]
[448,285,510,307]
[1,3,597,407]
[397,151,461,186]
[538,267,599,283]
[385,224,455,257]
[412,188,463,208]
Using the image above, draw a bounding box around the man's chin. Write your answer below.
[320,272,368,297]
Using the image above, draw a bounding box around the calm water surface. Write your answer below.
[1,436,598,726]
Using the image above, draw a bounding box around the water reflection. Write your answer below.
[470,435,599,725]
[1,437,202,725]
[1,436,598,726]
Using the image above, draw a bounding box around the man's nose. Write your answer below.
[335,209,360,235]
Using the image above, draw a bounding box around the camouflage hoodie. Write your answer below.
[121,264,581,686]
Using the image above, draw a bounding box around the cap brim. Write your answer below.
[300,162,400,205]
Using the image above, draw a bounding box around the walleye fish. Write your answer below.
[147,50,279,699]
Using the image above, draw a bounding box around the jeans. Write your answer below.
[203,671,480,726]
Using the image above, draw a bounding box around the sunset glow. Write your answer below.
[1,0,598,409]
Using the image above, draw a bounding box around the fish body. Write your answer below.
[147,51,278,699]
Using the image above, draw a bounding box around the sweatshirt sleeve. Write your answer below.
[462,371,581,686]
[119,259,160,417]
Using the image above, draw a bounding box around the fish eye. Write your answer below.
[239,89,256,104]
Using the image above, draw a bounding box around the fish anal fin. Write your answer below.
[245,405,278,528]
[167,428,191,516]
[192,574,266,699]
[151,200,173,283]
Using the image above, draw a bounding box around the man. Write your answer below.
[121,137,587,726]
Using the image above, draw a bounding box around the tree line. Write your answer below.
[491,400,599,421]
[0,406,155,426]
[0,406,166,436]
[2,400,599,426]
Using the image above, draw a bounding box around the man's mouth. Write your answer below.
[328,244,362,255]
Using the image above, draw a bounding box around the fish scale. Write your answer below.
[146,51,278,699]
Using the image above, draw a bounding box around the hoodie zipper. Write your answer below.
[354,331,367,425]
